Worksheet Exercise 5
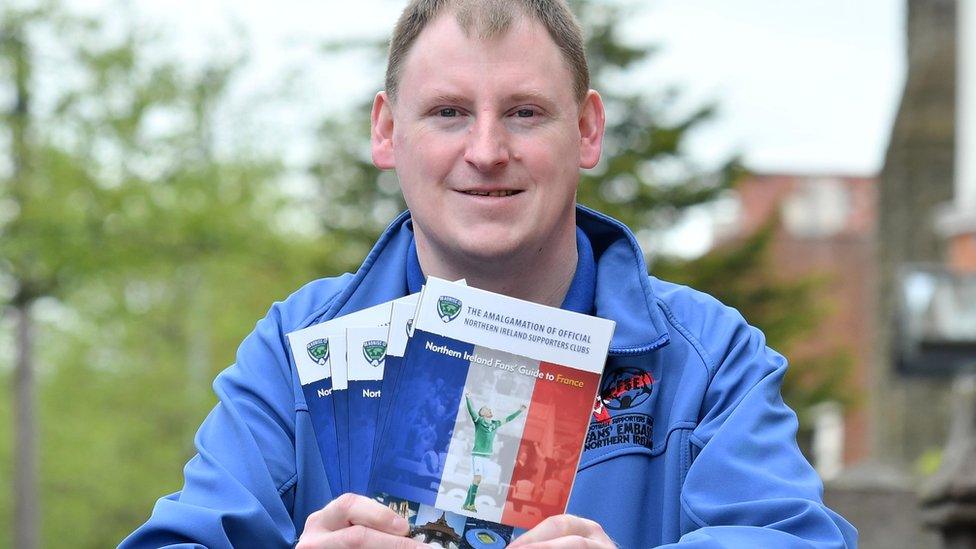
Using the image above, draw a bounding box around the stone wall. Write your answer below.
[825,473,940,549]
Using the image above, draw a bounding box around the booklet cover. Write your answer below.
[286,330,346,500]
[369,277,615,540]
[346,325,387,495]
[287,295,416,495]
[371,300,416,464]
[330,339,351,495]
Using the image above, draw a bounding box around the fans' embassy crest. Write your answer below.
[592,367,654,425]
[362,340,387,367]
[437,296,462,323]
[306,338,329,365]
[587,367,656,452]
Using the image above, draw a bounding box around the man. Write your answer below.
[462,393,526,512]
[123,1,857,547]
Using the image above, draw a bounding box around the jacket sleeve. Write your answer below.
[120,303,307,548]
[661,315,857,548]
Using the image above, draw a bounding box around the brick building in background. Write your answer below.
[700,1,976,546]
[737,2,969,547]
[720,170,948,547]
[721,0,963,482]
[719,173,877,472]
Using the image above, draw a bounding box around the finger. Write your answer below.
[513,536,614,549]
[508,515,612,547]
[296,525,422,549]
[305,493,409,535]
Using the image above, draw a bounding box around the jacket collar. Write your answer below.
[576,205,671,355]
[321,206,671,356]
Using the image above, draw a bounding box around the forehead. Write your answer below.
[396,13,576,105]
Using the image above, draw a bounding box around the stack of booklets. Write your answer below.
[287,277,615,547]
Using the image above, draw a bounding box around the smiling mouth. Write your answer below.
[460,190,522,197]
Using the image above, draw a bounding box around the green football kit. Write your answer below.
[463,396,524,511]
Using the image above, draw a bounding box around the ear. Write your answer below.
[578,89,606,169]
[371,91,396,170]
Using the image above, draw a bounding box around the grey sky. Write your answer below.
[109,0,904,177]
[61,0,905,256]
[629,0,905,176]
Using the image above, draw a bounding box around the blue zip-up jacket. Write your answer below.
[122,206,856,548]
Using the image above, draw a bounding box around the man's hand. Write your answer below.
[295,493,421,549]
[508,515,615,549]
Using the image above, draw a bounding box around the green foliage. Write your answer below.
[0,3,337,547]
[0,370,10,549]
[654,224,857,422]
[308,117,406,272]
[571,0,853,419]
[570,0,743,232]
[916,447,943,477]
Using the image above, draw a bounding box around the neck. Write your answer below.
[415,230,578,308]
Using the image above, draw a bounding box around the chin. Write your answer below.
[452,233,527,263]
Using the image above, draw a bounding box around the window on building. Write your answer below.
[781,178,851,238]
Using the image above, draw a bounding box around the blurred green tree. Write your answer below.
[0,4,336,547]
[572,0,856,432]
[653,224,857,429]
[572,0,856,429]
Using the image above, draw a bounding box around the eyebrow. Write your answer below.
[421,89,557,108]
[507,90,555,105]
[426,92,470,107]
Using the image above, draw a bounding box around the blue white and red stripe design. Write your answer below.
[369,329,600,530]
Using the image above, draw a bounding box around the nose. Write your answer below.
[464,116,510,172]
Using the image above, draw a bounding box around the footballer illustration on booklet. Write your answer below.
[461,393,526,513]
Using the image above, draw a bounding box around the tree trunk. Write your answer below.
[13,302,38,549]
[7,18,40,549]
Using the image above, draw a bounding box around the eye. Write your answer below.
[514,108,535,118]
[438,107,459,117]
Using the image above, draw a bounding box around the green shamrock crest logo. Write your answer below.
[362,340,387,367]
[437,296,462,323]
[306,338,329,365]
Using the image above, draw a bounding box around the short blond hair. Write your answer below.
[385,0,589,103]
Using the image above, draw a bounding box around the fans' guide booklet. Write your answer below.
[369,277,615,547]
[286,294,417,497]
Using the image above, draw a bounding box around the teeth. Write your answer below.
[464,190,518,197]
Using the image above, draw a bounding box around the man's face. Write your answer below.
[372,13,604,265]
